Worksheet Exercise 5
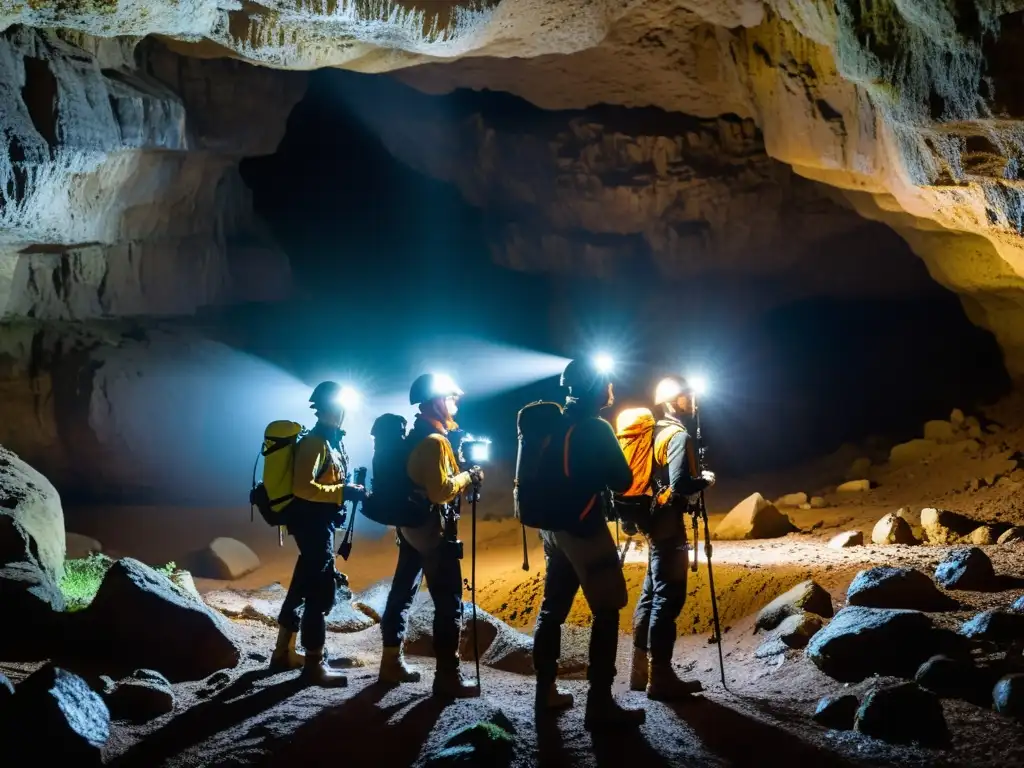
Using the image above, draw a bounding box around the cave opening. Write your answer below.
[235,68,1011,482]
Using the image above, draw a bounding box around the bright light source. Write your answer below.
[688,374,708,396]
[654,377,685,405]
[430,372,462,397]
[594,353,615,374]
[461,434,491,464]
[336,385,362,411]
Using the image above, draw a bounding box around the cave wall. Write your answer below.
[13,0,1018,375]
[0,28,307,498]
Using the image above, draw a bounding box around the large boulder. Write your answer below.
[915,655,992,706]
[993,675,1024,720]
[960,610,1024,643]
[836,479,870,493]
[188,537,261,580]
[7,665,110,766]
[828,530,864,549]
[870,513,916,545]
[102,669,175,723]
[405,594,501,662]
[934,547,997,591]
[0,560,66,659]
[84,557,240,682]
[352,579,392,623]
[854,682,950,747]
[755,580,833,633]
[997,527,1024,545]
[813,694,858,730]
[921,508,978,544]
[204,582,374,633]
[846,567,958,612]
[969,525,1001,545]
[714,493,797,541]
[805,607,941,682]
[773,612,825,649]
[0,445,65,582]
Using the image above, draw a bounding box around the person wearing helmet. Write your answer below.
[627,375,716,700]
[378,372,484,698]
[532,357,644,728]
[272,381,367,686]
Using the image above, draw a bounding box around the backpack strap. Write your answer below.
[562,422,600,522]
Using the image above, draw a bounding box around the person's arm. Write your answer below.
[408,435,472,505]
[570,418,633,493]
[292,435,344,504]
[664,430,710,496]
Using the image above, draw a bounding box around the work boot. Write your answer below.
[432,659,480,699]
[379,645,422,685]
[269,627,304,672]
[647,662,704,701]
[535,681,574,711]
[584,689,646,729]
[629,646,649,692]
[300,646,348,687]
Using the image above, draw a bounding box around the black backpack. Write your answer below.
[361,413,431,528]
[514,401,588,531]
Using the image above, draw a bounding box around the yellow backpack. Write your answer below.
[615,408,657,498]
[249,420,307,527]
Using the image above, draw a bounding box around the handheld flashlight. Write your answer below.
[459,434,492,465]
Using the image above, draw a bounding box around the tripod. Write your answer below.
[693,404,727,690]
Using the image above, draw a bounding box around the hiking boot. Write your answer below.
[269,627,304,672]
[584,689,646,729]
[535,682,574,711]
[629,646,649,692]
[379,645,421,685]
[647,662,703,701]
[432,662,480,699]
[300,646,348,687]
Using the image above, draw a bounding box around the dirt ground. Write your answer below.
[7,397,1024,766]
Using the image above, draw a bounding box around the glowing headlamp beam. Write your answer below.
[334,385,362,411]
[594,353,615,374]
[687,374,708,396]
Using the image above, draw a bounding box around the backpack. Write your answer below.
[360,413,432,528]
[250,420,306,527]
[615,407,657,498]
[514,400,590,531]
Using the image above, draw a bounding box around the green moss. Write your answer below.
[60,553,178,612]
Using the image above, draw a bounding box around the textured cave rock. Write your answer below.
[13,1,1022,374]
[0,28,302,320]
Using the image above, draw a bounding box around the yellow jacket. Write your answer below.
[407,432,472,506]
[292,429,346,506]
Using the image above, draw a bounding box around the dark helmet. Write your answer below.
[409,372,464,406]
[309,381,342,409]
[560,357,614,394]
[370,413,407,439]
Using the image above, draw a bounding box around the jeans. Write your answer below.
[380,516,463,665]
[278,506,338,650]
[631,507,689,663]
[533,524,627,689]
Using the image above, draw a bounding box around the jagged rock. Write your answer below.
[0,560,66,659]
[828,530,864,549]
[104,669,175,722]
[65,533,103,560]
[993,675,1024,720]
[755,580,833,633]
[189,537,261,580]
[170,570,202,601]
[847,567,957,612]
[776,492,807,507]
[921,508,979,545]
[405,594,500,662]
[8,665,110,765]
[352,579,391,623]
[1012,596,1024,614]
[854,682,949,747]
[970,526,1001,545]
[924,420,957,443]
[997,527,1024,545]
[713,493,797,541]
[915,655,990,706]
[846,457,872,481]
[813,694,858,730]
[871,513,916,546]
[836,479,870,493]
[85,557,240,682]
[0,672,13,699]
[0,445,65,583]
[809,496,826,508]
[805,607,940,682]
[773,612,825,649]
[205,582,373,633]
[754,638,790,659]
[960,610,1024,644]
[934,548,997,591]
[427,714,515,767]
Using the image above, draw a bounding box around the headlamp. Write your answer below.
[687,375,708,396]
[593,353,615,374]
[334,385,361,411]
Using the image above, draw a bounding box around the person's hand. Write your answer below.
[469,466,485,485]
[344,483,367,503]
[701,470,717,488]
[332,510,347,528]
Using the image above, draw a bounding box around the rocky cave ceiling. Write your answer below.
[3,0,1024,383]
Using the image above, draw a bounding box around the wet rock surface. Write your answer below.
[846,567,958,612]
[934,547,998,591]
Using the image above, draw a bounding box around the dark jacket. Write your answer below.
[654,416,710,501]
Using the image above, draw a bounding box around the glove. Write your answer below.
[332,509,347,528]
[468,466,485,485]
[344,483,367,503]
[701,470,717,488]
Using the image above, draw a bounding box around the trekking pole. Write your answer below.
[338,467,366,561]
[695,405,726,690]
[470,479,482,689]
[520,523,530,571]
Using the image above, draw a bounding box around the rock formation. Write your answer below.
[8,1,1021,374]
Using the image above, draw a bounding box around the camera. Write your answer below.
[352,466,367,487]
[458,434,491,465]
